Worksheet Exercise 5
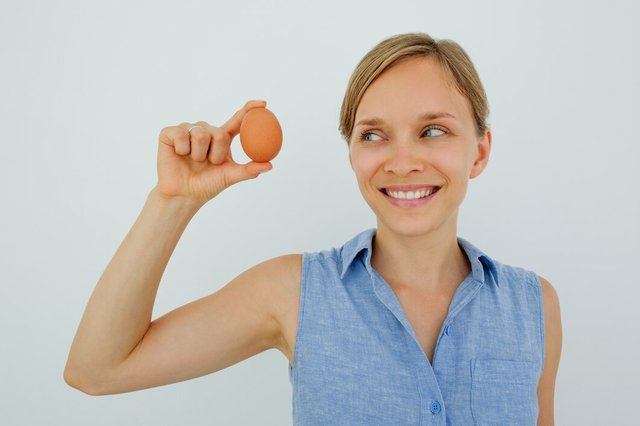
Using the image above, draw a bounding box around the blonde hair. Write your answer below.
[339,33,489,140]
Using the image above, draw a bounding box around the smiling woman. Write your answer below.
[65,32,561,425]
[347,56,490,241]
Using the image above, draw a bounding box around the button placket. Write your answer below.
[369,271,446,425]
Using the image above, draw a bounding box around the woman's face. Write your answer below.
[348,56,491,239]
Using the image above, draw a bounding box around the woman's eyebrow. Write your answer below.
[354,117,384,127]
[419,112,458,121]
[355,112,458,128]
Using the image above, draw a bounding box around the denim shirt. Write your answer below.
[289,229,544,425]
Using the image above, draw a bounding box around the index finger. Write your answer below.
[220,100,267,137]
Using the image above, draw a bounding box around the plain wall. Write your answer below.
[1,0,639,424]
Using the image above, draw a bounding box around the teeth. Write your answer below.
[386,188,437,200]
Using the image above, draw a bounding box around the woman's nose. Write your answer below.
[383,141,424,176]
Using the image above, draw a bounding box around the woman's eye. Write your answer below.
[423,127,446,137]
[361,131,382,142]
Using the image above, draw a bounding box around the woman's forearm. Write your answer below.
[64,188,202,390]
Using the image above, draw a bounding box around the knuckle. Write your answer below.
[159,125,179,138]
[213,130,230,145]
[159,126,189,146]
[190,132,209,145]
[175,131,190,144]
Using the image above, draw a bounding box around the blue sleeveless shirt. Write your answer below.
[289,229,544,425]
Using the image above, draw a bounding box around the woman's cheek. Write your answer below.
[437,145,473,178]
[351,151,381,181]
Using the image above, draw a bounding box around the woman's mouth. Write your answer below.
[383,187,439,200]
[380,186,441,206]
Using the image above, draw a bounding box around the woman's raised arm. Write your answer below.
[64,101,300,395]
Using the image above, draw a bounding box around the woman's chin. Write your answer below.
[376,219,448,240]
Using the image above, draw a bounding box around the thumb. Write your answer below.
[225,161,273,186]
[221,100,268,137]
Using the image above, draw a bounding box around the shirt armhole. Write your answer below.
[533,274,546,367]
[290,252,311,381]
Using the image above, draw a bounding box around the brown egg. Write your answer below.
[239,107,283,162]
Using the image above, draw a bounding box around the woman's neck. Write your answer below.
[371,221,470,292]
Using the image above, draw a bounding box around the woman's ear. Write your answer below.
[469,129,492,179]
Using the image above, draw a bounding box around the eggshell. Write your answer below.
[239,108,283,162]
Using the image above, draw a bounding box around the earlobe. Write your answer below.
[469,129,492,179]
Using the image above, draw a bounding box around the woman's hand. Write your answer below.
[156,100,273,205]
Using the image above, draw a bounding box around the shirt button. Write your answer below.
[430,400,442,414]
[444,324,452,336]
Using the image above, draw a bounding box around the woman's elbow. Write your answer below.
[63,363,111,396]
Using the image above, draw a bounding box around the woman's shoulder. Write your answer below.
[236,254,303,315]
[251,228,375,291]
[256,253,303,272]
[249,254,303,292]
[302,229,376,271]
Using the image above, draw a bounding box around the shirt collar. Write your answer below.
[339,229,500,287]
[457,237,500,288]
[339,229,376,279]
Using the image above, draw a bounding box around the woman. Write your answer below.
[65,33,562,425]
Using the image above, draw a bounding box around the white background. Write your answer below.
[1,0,639,424]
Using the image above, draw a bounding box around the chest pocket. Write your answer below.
[470,358,539,426]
